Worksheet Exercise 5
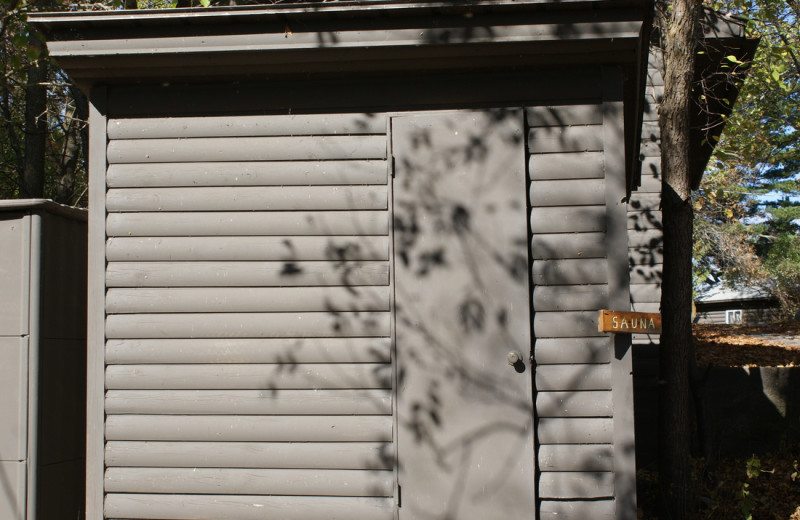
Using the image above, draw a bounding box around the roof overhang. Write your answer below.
[31,1,652,188]
[690,11,760,189]
[30,0,650,88]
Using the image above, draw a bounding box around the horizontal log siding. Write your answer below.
[629,55,663,348]
[104,494,394,520]
[103,113,392,518]
[527,104,614,513]
[105,441,393,469]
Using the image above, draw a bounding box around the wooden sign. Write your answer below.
[598,310,661,334]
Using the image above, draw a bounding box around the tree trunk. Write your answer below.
[657,1,701,519]
[22,40,48,199]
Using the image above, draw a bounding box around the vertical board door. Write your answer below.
[392,110,535,520]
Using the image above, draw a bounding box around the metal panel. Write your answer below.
[105,312,391,339]
[105,337,391,364]
[628,228,663,249]
[536,364,612,391]
[628,192,660,211]
[0,461,25,520]
[533,311,605,338]
[102,69,604,119]
[106,186,388,212]
[526,105,603,127]
[102,111,393,517]
[629,246,663,267]
[537,418,613,444]
[532,285,609,311]
[393,110,535,520]
[540,500,615,520]
[106,261,389,288]
[534,338,612,365]
[87,90,108,520]
[603,66,636,520]
[639,157,661,184]
[529,178,605,207]
[539,471,615,499]
[627,209,662,231]
[105,441,393,469]
[52,22,643,57]
[104,494,394,520]
[105,286,390,314]
[36,339,87,466]
[529,151,604,180]
[107,135,387,163]
[536,391,613,417]
[106,211,389,237]
[538,444,614,472]
[532,259,609,286]
[24,212,41,520]
[108,113,388,139]
[629,263,662,285]
[631,303,660,314]
[106,236,390,262]
[531,206,606,233]
[105,389,391,415]
[105,415,393,442]
[0,214,29,335]
[630,283,661,303]
[0,337,27,461]
[528,126,604,153]
[636,173,662,194]
[107,160,388,187]
[531,232,607,260]
[105,364,391,390]
[39,212,88,340]
[105,468,393,496]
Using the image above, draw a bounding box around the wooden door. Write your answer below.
[392,110,535,520]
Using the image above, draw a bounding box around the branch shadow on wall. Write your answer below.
[249,106,641,517]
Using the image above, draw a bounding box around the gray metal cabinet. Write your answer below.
[0,200,87,520]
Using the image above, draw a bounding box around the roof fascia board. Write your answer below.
[46,21,644,58]
[29,0,645,26]
[33,3,646,89]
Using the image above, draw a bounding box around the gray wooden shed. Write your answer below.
[0,199,87,520]
[30,2,667,519]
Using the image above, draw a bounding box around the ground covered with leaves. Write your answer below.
[638,452,800,520]
[638,322,800,519]
[695,322,800,367]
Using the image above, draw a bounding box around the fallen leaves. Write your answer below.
[638,452,800,520]
[636,322,800,518]
[695,322,800,367]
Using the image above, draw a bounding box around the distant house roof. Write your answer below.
[696,284,773,304]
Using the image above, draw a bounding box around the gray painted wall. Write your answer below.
[102,114,393,520]
[88,65,641,520]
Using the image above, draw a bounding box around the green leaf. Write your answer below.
[25,46,41,61]
[199,0,210,6]
[725,55,743,64]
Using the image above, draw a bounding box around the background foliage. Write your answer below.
[0,0,271,204]
[695,0,800,317]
